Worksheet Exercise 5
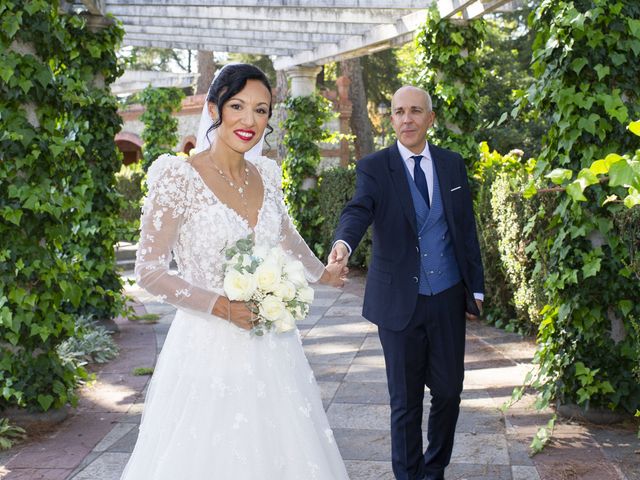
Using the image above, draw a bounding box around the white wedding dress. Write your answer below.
[120,154,349,480]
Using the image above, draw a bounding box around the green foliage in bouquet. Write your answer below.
[0,1,126,412]
[139,86,185,171]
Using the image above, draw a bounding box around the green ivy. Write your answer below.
[281,94,340,257]
[139,86,185,171]
[410,6,487,162]
[509,0,640,452]
[0,1,126,412]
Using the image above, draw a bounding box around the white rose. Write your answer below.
[223,269,257,301]
[275,309,296,333]
[273,280,296,301]
[296,286,315,305]
[255,261,282,292]
[259,295,287,322]
[283,260,307,288]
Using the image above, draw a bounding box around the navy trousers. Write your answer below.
[378,282,466,480]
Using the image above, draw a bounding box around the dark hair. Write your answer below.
[205,63,273,150]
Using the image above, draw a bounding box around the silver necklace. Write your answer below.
[210,155,251,218]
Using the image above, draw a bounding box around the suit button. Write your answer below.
[415,246,419,253]
[412,276,418,283]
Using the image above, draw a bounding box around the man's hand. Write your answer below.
[329,241,350,267]
[465,299,483,321]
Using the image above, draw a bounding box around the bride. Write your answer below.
[120,63,350,479]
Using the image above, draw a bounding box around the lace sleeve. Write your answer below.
[260,157,325,282]
[134,156,220,313]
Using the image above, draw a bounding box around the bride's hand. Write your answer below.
[319,261,348,288]
[212,297,255,330]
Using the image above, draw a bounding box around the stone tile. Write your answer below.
[309,363,350,382]
[333,382,390,405]
[311,297,338,307]
[325,305,365,317]
[344,460,394,480]
[69,452,130,480]
[305,322,370,338]
[327,403,390,430]
[6,413,120,470]
[512,465,541,480]
[333,429,391,462]
[449,433,510,465]
[296,314,321,326]
[106,427,139,453]
[344,363,388,383]
[68,451,101,477]
[506,434,535,466]
[308,306,329,316]
[446,463,512,479]
[92,423,136,452]
[464,365,530,389]
[317,381,340,403]
[1,468,70,480]
[455,409,505,434]
[304,349,359,365]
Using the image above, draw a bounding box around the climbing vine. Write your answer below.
[0,1,125,412]
[139,86,185,171]
[410,6,487,162]
[508,0,640,453]
[281,94,341,257]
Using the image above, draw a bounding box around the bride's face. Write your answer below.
[208,79,271,155]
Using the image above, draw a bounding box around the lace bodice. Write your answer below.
[135,154,325,315]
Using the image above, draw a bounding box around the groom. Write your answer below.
[330,86,484,480]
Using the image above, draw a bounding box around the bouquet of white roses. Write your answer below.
[222,235,315,335]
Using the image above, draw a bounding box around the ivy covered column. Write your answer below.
[282,65,335,256]
[0,2,125,413]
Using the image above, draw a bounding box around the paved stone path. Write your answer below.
[1,271,638,480]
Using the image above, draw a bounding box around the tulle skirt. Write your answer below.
[120,309,349,480]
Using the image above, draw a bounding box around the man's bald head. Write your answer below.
[391,86,432,113]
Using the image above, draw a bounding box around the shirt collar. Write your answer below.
[397,140,431,163]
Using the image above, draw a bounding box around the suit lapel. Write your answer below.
[430,145,457,243]
[388,142,417,234]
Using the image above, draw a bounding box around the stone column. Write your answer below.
[286,65,321,98]
[336,75,353,167]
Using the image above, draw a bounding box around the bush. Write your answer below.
[473,143,547,334]
[115,162,145,242]
[318,166,371,268]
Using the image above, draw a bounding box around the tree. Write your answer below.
[340,57,374,159]
[119,46,193,72]
[196,50,216,95]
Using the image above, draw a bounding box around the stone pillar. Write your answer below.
[286,65,321,98]
[336,75,353,167]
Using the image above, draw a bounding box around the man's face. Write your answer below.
[390,87,436,154]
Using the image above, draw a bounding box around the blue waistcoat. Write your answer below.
[404,162,462,295]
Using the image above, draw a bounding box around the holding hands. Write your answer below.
[320,241,350,288]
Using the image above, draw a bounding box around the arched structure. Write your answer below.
[115,131,143,165]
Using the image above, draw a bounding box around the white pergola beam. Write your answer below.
[107,6,416,24]
[124,25,348,45]
[274,9,426,70]
[123,33,329,52]
[106,1,428,8]
[117,15,374,35]
[124,38,295,56]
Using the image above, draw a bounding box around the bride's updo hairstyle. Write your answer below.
[205,63,274,146]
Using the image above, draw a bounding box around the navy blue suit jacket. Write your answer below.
[334,142,484,331]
